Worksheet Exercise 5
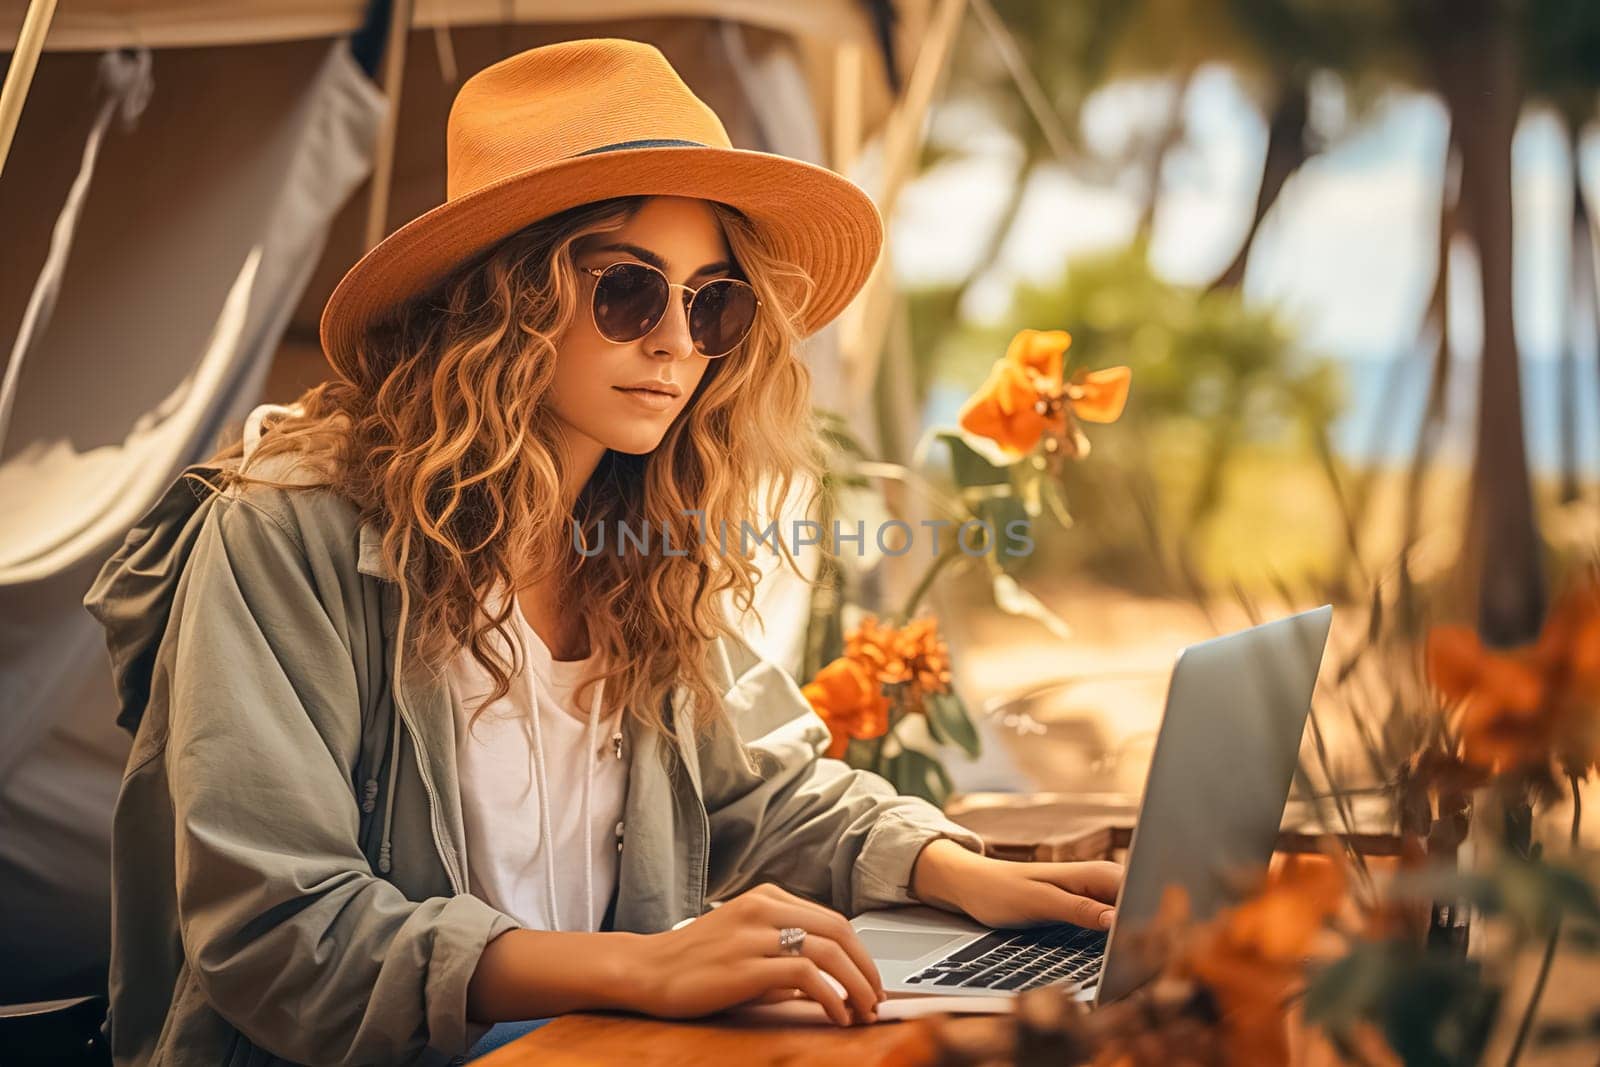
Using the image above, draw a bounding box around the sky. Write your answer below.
[878,65,1600,470]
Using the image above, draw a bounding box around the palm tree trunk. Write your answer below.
[1562,126,1596,505]
[1135,73,1193,238]
[1428,0,1545,645]
[1210,74,1312,293]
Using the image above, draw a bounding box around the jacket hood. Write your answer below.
[84,465,228,734]
[84,403,349,734]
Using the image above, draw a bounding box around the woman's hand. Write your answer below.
[620,882,886,1026]
[909,838,1123,931]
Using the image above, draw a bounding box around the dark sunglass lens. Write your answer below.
[594,263,668,342]
[689,280,758,357]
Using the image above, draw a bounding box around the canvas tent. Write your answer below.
[0,0,963,1002]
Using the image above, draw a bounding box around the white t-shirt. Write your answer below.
[448,586,627,932]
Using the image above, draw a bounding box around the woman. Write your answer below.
[85,39,1121,1066]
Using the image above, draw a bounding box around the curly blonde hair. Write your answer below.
[212,195,825,739]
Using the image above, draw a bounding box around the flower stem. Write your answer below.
[901,541,965,620]
[1504,774,1583,1067]
[868,709,900,776]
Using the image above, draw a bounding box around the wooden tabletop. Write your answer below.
[479,1013,923,1067]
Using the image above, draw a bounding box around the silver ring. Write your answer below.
[777,926,806,956]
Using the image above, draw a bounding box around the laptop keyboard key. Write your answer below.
[943,932,1011,964]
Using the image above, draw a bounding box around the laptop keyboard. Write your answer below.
[903,924,1108,993]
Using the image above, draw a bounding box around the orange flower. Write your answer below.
[957,328,1131,457]
[893,616,954,706]
[1426,625,1548,774]
[843,615,955,710]
[844,615,909,687]
[1179,856,1348,1066]
[1423,585,1600,777]
[802,655,889,758]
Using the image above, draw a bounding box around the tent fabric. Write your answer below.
[0,0,924,180]
[0,0,884,50]
[0,40,385,1000]
[0,44,384,585]
[0,50,152,456]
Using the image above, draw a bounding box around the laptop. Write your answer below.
[851,605,1334,1006]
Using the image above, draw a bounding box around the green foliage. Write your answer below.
[1305,940,1501,1067]
[1399,857,1600,942]
[925,691,984,759]
[1299,856,1600,1066]
[934,431,1032,577]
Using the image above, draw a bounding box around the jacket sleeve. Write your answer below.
[697,634,986,915]
[158,493,518,1064]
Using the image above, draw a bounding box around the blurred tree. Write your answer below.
[1524,0,1600,506]
[1203,0,1392,290]
[1421,0,1545,645]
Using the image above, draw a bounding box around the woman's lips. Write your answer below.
[612,385,677,412]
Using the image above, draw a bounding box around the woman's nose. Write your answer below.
[644,285,697,362]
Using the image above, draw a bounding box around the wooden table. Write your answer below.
[480,1013,921,1067]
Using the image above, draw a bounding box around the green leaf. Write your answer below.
[1304,941,1499,1067]
[1395,859,1600,938]
[921,696,950,746]
[886,748,954,806]
[936,432,1031,573]
[937,431,1013,486]
[1302,941,1393,1029]
[925,691,982,759]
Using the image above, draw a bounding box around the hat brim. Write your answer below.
[319,144,885,373]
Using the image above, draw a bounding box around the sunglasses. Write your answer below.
[583,262,761,359]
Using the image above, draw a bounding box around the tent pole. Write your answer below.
[841,0,967,390]
[0,0,59,179]
[363,0,414,251]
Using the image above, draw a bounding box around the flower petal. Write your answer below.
[1069,366,1132,424]
[1426,626,1487,702]
[1004,328,1071,385]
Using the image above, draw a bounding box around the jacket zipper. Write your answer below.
[394,687,466,895]
[696,801,711,915]
[384,584,465,896]
[676,688,712,915]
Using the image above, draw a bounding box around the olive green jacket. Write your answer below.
[83,457,983,1067]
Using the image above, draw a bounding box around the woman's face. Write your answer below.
[548,196,732,459]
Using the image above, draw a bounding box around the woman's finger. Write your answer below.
[1031,860,1124,903]
[1016,877,1115,929]
[752,958,852,1026]
[750,888,885,997]
[796,933,879,1023]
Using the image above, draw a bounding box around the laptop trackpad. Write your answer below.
[856,928,971,961]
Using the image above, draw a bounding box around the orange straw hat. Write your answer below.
[320,37,885,375]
